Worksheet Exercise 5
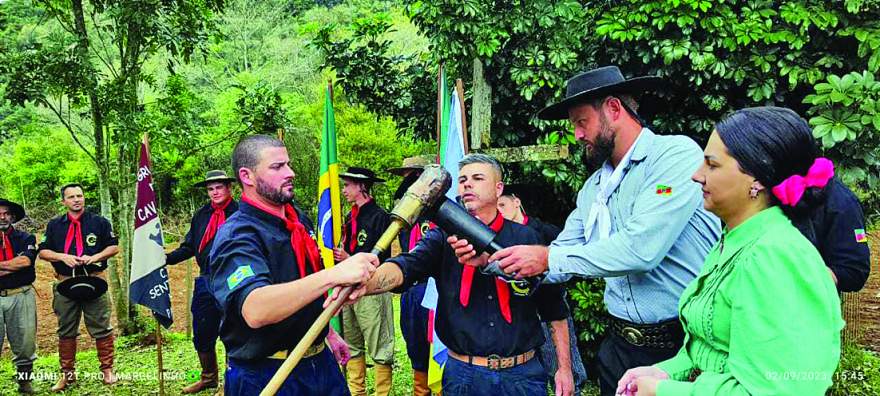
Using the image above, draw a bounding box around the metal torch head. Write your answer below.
[388,165,451,228]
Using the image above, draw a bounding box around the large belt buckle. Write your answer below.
[486,354,502,371]
[621,326,645,347]
[0,289,7,297]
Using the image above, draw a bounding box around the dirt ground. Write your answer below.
[857,231,880,352]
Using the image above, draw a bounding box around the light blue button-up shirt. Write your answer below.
[547,128,721,324]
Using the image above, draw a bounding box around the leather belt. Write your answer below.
[0,285,31,297]
[269,342,325,360]
[607,316,683,349]
[448,349,535,371]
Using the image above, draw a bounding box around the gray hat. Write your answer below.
[194,170,236,187]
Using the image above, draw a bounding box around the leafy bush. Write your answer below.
[568,279,607,363]
[828,342,880,395]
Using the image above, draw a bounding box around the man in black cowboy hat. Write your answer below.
[165,169,238,393]
[387,156,434,396]
[450,66,721,395]
[0,198,38,394]
[334,166,394,396]
[39,183,120,391]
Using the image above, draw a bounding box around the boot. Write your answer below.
[51,337,77,392]
[182,350,219,394]
[373,364,393,396]
[412,370,430,396]
[16,364,34,394]
[95,335,117,385]
[346,355,367,396]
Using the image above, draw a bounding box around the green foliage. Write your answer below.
[828,342,880,395]
[310,9,435,139]
[568,279,607,363]
[804,71,880,192]
[0,128,98,219]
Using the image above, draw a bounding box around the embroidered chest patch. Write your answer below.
[86,233,98,247]
[655,185,672,196]
[356,229,368,246]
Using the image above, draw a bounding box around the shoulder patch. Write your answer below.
[855,229,868,243]
[227,265,255,290]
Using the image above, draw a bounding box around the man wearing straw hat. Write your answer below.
[0,198,38,394]
[39,183,120,391]
[387,156,433,396]
[210,135,377,395]
[451,66,721,395]
[334,166,394,396]
[165,169,238,393]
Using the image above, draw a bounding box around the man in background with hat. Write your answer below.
[0,198,38,394]
[39,183,120,391]
[451,66,721,395]
[496,185,588,395]
[165,169,239,393]
[334,166,394,396]
[387,156,433,396]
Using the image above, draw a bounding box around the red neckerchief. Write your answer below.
[346,199,372,252]
[522,215,530,226]
[408,221,435,251]
[241,193,321,277]
[459,212,513,323]
[64,213,84,256]
[198,198,232,253]
[1,227,14,261]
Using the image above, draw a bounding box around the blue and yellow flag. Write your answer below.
[317,82,342,269]
[317,83,343,331]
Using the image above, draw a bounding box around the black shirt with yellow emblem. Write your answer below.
[39,211,118,276]
[341,200,391,261]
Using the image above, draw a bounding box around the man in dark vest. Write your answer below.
[0,198,38,394]
[166,170,238,393]
[387,156,433,396]
[334,167,394,396]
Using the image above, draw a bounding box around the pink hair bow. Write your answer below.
[771,157,834,206]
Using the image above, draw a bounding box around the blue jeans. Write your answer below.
[192,276,222,353]
[442,355,548,396]
[225,348,350,396]
[400,282,430,371]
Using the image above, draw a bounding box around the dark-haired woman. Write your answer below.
[617,106,843,396]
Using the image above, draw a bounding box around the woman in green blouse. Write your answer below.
[617,106,843,396]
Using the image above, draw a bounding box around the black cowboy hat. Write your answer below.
[0,198,25,223]
[194,170,237,187]
[536,66,665,120]
[340,167,386,183]
[57,267,108,301]
[386,156,434,176]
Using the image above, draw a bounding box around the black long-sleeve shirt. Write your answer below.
[0,228,37,289]
[793,177,871,292]
[341,200,391,261]
[166,200,239,276]
[387,217,569,357]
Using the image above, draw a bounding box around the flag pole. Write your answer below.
[157,319,165,396]
[143,131,167,396]
[456,79,469,155]
[436,64,443,159]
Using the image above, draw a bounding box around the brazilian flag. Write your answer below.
[317,82,343,332]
